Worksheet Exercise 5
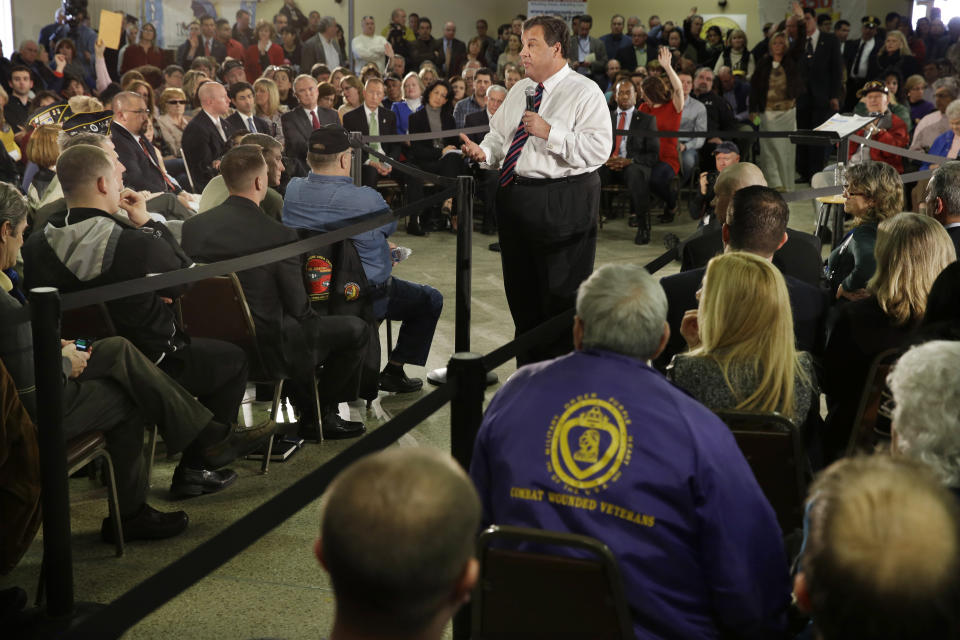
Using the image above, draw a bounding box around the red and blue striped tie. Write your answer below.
[499,83,544,187]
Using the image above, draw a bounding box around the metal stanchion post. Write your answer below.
[29,287,73,617]
[348,131,363,186]
[428,175,498,387]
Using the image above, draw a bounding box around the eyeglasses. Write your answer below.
[842,185,865,197]
[166,100,187,105]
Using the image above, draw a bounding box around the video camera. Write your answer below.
[62,0,88,28]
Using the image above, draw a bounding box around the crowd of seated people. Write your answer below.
[3,6,960,639]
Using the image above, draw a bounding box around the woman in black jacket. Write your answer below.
[405,79,465,235]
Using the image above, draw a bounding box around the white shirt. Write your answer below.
[204,110,226,141]
[321,36,341,68]
[238,110,257,132]
[302,106,320,125]
[853,37,875,78]
[613,106,634,158]
[911,110,948,151]
[805,28,820,53]
[352,33,388,73]
[479,64,612,178]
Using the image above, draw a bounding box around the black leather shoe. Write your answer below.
[170,465,239,498]
[321,413,366,440]
[379,369,424,393]
[488,242,501,252]
[634,226,651,245]
[199,420,275,469]
[628,214,639,228]
[407,221,427,236]
[657,210,676,224]
[101,504,189,543]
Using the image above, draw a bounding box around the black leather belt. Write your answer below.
[512,171,596,186]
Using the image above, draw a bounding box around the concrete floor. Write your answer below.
[1,193,822,639]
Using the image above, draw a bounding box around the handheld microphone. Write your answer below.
[525,86,538,112]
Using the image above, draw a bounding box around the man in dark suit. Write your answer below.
[926,161,960,257]
[301,16,346,73]
[599,79,659,244]
[439,21,467,77]
[225,82,272,135]
[843,16,882,112]
[657,186,827,371]
[282,74,340,178]
[680,162,823,286]
[465,84,506,235]
[181,145,369,440]
[181,81,236,192]
[795,5,844,182]
[110,92,181,194]
[408,17,443,72]
[198,15,227,63]
[615,26,657,72]
[342,78,400,188]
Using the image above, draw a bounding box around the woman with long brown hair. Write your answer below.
[638,46,684,225]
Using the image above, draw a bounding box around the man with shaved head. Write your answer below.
[111,92,182,194]
[317,448,481,638]
[679,162,823,286]
[181,81,237,190]
[794,456,960,640]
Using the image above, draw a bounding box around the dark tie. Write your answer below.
[806,37,813,57]
[139,136,176,192]
[205,39,211,56]
[499,83,544,187]
[852,40,865,76]
[311,109,321,129]
[247,116,256,133]
[614,111,626,157]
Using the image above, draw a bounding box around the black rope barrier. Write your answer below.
[357,143,460,186]
[65,381,457,639]
[362,124,489,144]
[59,187,456,311]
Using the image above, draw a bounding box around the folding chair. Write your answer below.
[845,348,901,456]
[177,274,322,473]
[472,524,634,639]
[716,410,810,533]
[179,147,195,193]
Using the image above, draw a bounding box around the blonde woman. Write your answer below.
[182,69,209,111]
[749,32,801,191]
[253,77,285,143]
[875,30,920,80]
[668,252,816,425]
[823,212,956,459]
[25,125,61,205]
[391,71,423,134]
[826,161,903,299]
[714,29,754,79]
[338,75,364,121]
[156,87,192,159]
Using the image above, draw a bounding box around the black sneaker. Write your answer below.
[379,369,424,393]
[101,504,188,543]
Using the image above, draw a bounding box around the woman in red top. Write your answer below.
[120,23,164,74]
[244,21,285,82]
[638,46,685,222]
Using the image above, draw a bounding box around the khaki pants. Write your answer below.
[759,107,796,190]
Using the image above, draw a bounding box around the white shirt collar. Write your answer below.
[616,106,635,118]
[363,104,378,118]
[945,222,960,229]
[806,29,820,49]
[539,63,571,94]
[204,110,223,127]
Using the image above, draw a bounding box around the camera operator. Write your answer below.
[690,141,740,228]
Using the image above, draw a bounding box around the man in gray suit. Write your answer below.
[568,14,608,86]
[282,74,340,178]
[301,16,346,74]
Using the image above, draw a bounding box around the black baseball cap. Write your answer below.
[713,141,740,155]
[308,124,350,154]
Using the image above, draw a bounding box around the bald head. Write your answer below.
[318,448,480,634]
[798,456,960,640]
[198,81,230,116]
[714,162,767,224]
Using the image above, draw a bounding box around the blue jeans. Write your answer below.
[373,277,443,366]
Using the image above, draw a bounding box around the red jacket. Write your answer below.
[849,113,909,173]
[120,45,165,73]
[244,43,285,83]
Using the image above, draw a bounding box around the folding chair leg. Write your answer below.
[145,425,158,488]
[312,371,324,444]
[101,451,124,557]
[261,380,283,474]
[386,319,394,357]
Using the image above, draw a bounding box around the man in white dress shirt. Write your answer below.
[352,16,392,74]
[460,15,612,365]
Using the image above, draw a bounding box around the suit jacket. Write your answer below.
[800,31,844,105]
[680,227,823,287]
[843,36,882,78]
[341,105,400,162]
[439,38,467,76]
[464,108,490,144]
[615,43,658,72]
[407,108,458,165]
[610,109,659,171]
[948,226,960,259]
[181,110,235,192]
[300,34,347,74]
[408,37,444,72]
[655,265,827,372]
[568,35,608,81]
[177,39,227,67]
[281,106,340,178]
[181,195,315,380]
[111,123,174,194]
[225,112,273,136]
